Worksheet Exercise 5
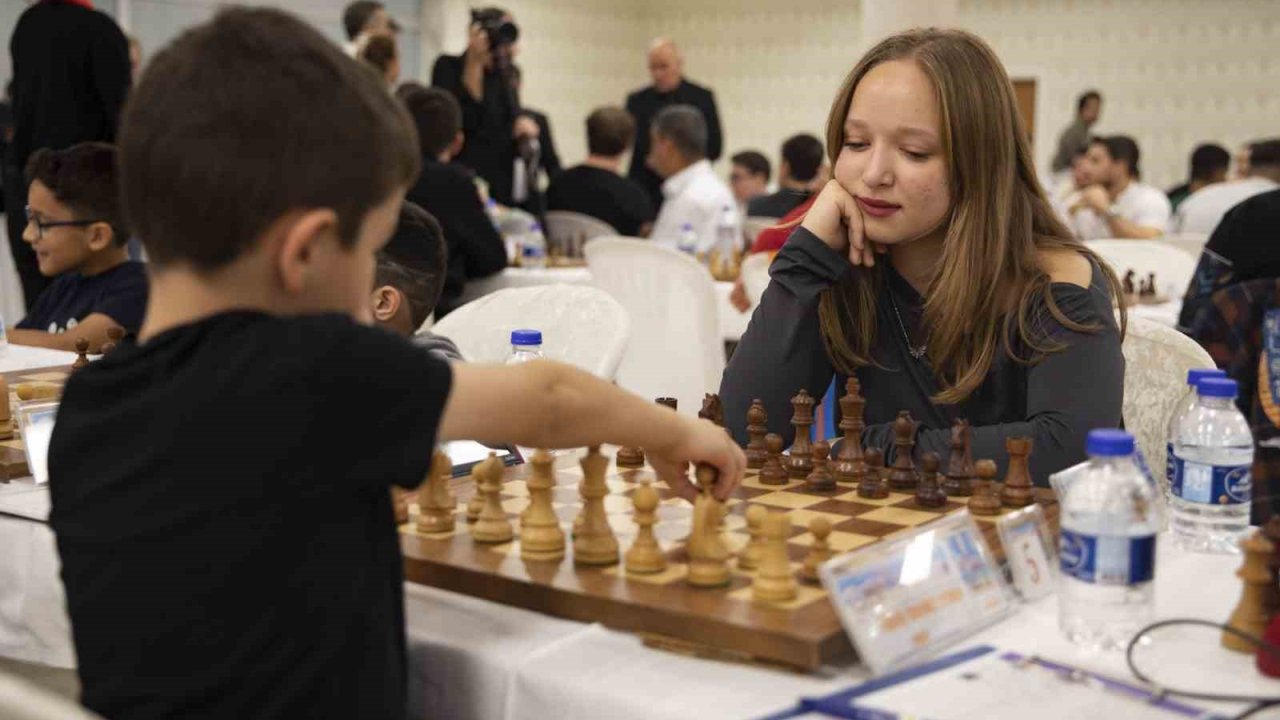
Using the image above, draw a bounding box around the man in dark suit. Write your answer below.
[625,38,722,210]
[398,86,508,318]
[5,0,131,309]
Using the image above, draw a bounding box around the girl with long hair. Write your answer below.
[721,28,1126,480]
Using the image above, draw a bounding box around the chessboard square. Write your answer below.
[606,478,638,494]
[654,522,690,544]
[22,372,68,382]
[0,439,23,450]
[750,491,828,510]
[602,495,632,513]
[803,499,884,517]
[500,498,527,515]
[859,506,945,526]
[831,490,914,506]
[790,530,878,553]
[551,487,580,504]
[741,474,805,492]
[502,480,530,498]
[604,562,687,584]
[833,517,905,537]
[657,503,693,523]
[725,582,827,610]
[784,508,853,530]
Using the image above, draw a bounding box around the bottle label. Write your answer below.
[1059,529,1155,586]
[1171,459,1251,505]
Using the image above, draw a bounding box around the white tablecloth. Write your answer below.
[459,267,753,342]
[0,344,77,374]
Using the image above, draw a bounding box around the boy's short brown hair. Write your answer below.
[586,107,634,157]
[119,7,420,270]
[25,142,129,247]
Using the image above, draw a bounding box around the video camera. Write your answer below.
[472,9,518,51]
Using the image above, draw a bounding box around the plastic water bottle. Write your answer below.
[1170,377,1254,554]
[677,223,698,255]
[1165,368,1227,506]
[1059,429,1157,651]
[0,308,8,350]
[506,329,544,365]
[521,222,547,269]
[716,204,738,255]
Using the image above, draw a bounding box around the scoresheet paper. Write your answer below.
[823,649,1225,720]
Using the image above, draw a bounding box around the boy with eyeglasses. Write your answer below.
[8,142,147,352]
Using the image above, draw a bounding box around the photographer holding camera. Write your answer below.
[430,7,538,209]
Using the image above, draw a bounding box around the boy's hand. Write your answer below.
[647,418,745,503]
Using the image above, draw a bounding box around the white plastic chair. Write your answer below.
[1120,314,1215,470]
[742,216,776,248]
[1086,239,1198,300]
[430,284,630,380]
[1159,233,1210,260]
[740,251,773,311]
[543,211,617,246]
[585,238,724,414]
[0,670,101,719]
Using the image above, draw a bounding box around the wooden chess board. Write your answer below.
[399,451,1059,671]
[1,366,70,481]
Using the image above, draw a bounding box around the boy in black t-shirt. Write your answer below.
[7,142,147,351]
[47,9,743,720]
[371,201,464,361]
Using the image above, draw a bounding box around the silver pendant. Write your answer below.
[909,345,927,360]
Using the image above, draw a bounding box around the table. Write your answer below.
[0,345,77,374]
[1129,299,1181,328]
[457,267,752,343]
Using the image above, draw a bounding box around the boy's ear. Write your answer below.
[371,285,401,323]
[446,131,465,160]
[276,209,339,294]
[85,222,114,252]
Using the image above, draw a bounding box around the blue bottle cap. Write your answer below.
[511,329,542,346]
[1086,428,1135,457]
[1197,377,1238,398]
[1186,368,1226,386]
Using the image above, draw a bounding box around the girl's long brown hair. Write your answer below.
[818,28,1125,405]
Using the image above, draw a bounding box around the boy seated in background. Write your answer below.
[47,9,743,720]
[7,142,147,351]
[372,200,463,361]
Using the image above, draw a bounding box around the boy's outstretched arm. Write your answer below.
[440,360,744,501]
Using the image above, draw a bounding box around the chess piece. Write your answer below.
[465,463,485,523]
[417,449,456,534]
[832,377,866,485]
[738,505,766,571]
[744,399,769,469]
[968,460,1003,516]
[656,397,678,411]
[1001,437,1035,508]
[915,452,947,508]
[471,454,513,543]
[806,440,835,492]
[858,447,889,499]
[699,393,725,428]
[100,326,126,355]
[72,337,90,369]
[521,450,566,560]
[1122,270,1136,296]
[752,510,797,603]
[616,445,645,468]
[574,446,619,565]
[786,389,815,479]
[0,376,12,441]
[687,463,731,587]
[887,411,919,490]
[759,433,788,486]
[800,517,833,584]
[943,419,975,496]
[1224,531,1276,653]
[1142,272,1157,300]
[625,481,666,574]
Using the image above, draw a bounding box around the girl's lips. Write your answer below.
[856,196,901,218]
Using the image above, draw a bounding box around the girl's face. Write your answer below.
[833,59,951,246]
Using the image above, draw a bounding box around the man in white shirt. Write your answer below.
[647,105,739,253]
[1171,139,1280,235]
[1070,135,1171,240]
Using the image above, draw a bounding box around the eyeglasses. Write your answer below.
[25,206,103,240]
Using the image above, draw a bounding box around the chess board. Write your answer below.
[1,366,70,481]
[399,451,1059,671]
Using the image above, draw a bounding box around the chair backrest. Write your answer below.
[430,284,630,380]
[1120,314,1215,470]
[543,211,618,247]
[1085,239,1198,300]
[0,670,102,720]
[740,251,773,311]
[585,238,724,414]
[742,216,776,249]
[1159,233,1210,260]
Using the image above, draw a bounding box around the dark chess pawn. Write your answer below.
[759,433,788,486]
[806,440,835,492]
[887,411,918,490]
[858,447,889,499]
[968,460,1003,516]
[943,419,974,497]
[915,452,947,508]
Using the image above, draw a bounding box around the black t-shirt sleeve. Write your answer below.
[14,276,67,329]
[316,320,454,489]
[94,264,149,333]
